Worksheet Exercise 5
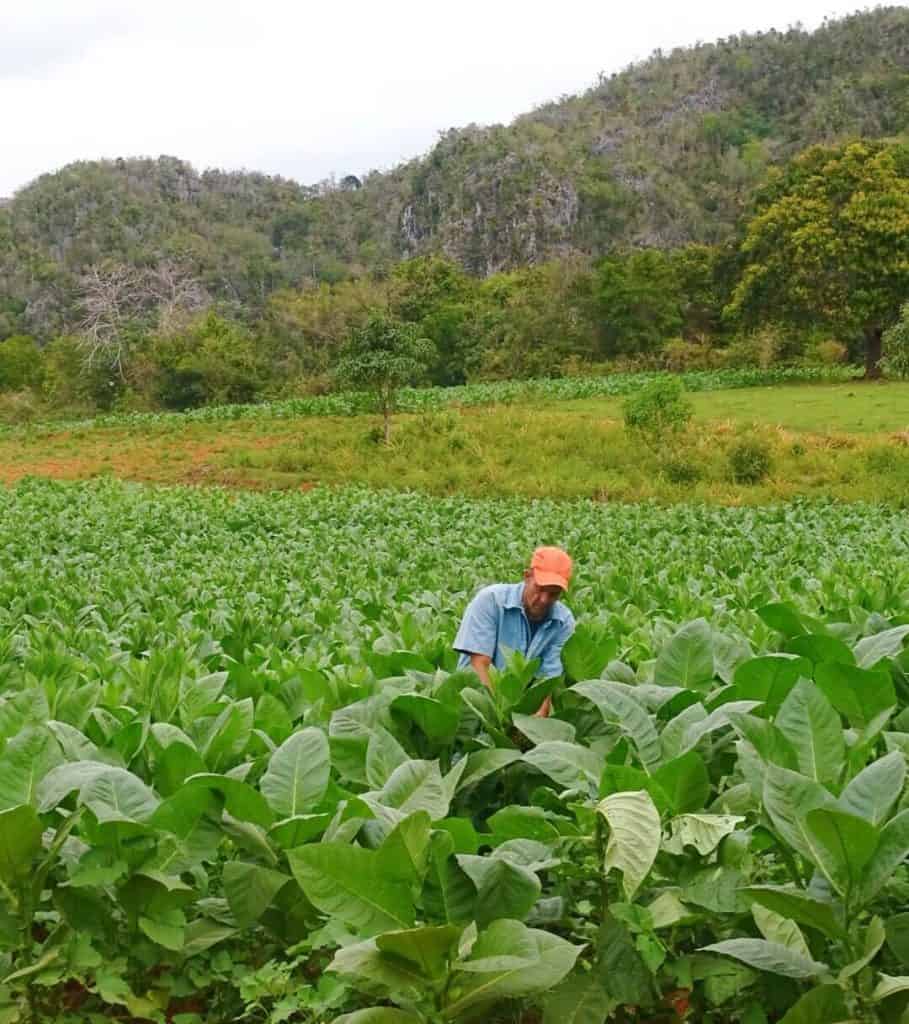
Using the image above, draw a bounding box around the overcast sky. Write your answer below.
[1,0,886,197]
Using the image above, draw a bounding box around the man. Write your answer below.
[453,546,575,716]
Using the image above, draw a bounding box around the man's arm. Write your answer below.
[535,616,576,717]
[468,653,493,692]
[453,588,498,691]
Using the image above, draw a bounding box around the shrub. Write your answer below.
[623,377,693,451]
[882,302,909,379]
[811,338,849,365]
[0,335,44,392]
[661,337,721,373]
[661,453,702,484]
[728,435,773,483]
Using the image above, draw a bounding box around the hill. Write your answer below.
[1,7,908,339]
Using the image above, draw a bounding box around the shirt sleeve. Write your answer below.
[539,614,576,679]
[453,588,498,659]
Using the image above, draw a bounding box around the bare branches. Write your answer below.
[76,261,210,375]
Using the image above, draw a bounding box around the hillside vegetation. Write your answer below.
[0,8,908,419]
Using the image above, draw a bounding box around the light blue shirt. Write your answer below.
[453,582,575,679]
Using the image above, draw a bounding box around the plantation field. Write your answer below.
[2,479,909,1022]
[3,381,909,503]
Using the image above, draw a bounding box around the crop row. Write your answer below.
[0,480,908,1023]
[2,365,858,437]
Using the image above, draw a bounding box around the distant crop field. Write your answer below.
[1,480,909,1021]
[3,380,909,504]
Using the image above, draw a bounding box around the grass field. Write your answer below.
[3,381,909,503]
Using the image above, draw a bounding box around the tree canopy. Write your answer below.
[727,140,909,376]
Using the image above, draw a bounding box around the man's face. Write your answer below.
[522,571,563,622]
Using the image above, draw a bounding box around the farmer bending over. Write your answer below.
[453,546,575,717]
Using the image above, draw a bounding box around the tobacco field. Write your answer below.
[2,479,909,1023]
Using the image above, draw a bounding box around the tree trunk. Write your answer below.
[864,325,883,379]
[383,403,391,444]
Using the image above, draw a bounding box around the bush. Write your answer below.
[0,335,44,392]
[810,338,849,365]
[661,337,721,373]
[623,377,693,451]
[661,453,702,484]
[728,435,773,483]
[882,302,909,379]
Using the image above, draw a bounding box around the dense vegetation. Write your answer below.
[1,8,909,420]
[1,480,909,1023]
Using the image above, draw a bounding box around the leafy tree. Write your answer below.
[334,313,435,442]
[388,256,478,385]
[727,141,909,377]
[145,311,265,410]
[0,335,44,392]
[596,250,684,357]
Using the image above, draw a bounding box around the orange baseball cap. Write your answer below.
[530,546,573,591]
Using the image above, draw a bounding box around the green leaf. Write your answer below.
[815,662,896,728]
[573,683,661,769]
[653,619,714,689]
[422,831,475,925]
[330,938,426,998]
[728,712,798,770]
[371,759,447,821]
[0,727,63,810]
[392,694,460,742]
[560,624,617,683]
[664,814,744,856]
[333,1011,423,1024]
[456,854,541,926]
[887,912,909,967]
[854,625,909,669]
[376,924,462,979]
[838,750,905,825]
[787,634,855,666]
[524,741,603,791]
[733,655,808,713]
[444,921,582,1018]
[138,908,185,951]
[288,842,415,934]
[839,915,885,981]
[79,767,160,824]
[543,969,615,1024]
[597,790,661,900]
[488,806,561,843]
[700,939,828,979]
[857,808,909,905]
[457,749,522,791]
[512,713,575,746]
[268,814,332,848]
[752,905,811,960]
[775,679,844,785]
[365,726,409,789]
[174,773,274,828]
[743,886,845,941]
[757,603,807,638]
[377,811,433,881]
[259,728,330,818]
[803,807,879,897]
[872,974,909,1002]
[594,913,655,1006]
[762,764,837,862]
[0,804,42,883]
[777,985,849,1023]
[222,862,291,927]
[651,751,711,813]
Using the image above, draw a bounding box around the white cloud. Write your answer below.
[0,0,875,196]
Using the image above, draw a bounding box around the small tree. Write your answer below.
[623,377,693,452]
[334,312,435,443]
[882,302,909,380]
